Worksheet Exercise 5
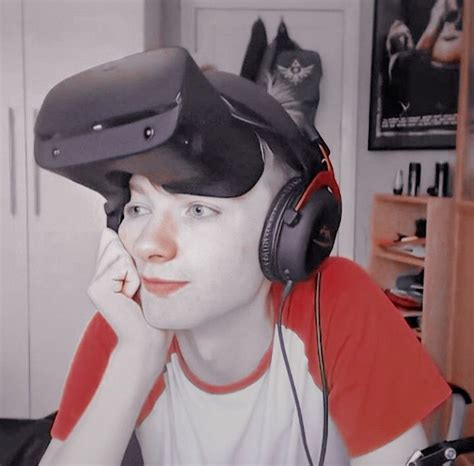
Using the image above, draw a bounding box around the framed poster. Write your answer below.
[368,0,462,150]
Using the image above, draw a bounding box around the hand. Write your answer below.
[416,0,446,51]
[428,0,448,28]
[88,228,173,353]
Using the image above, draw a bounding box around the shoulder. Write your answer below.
[274,257,379,325]
[287,257,379,314]
[318,256,389,314]
[319,256,373,288]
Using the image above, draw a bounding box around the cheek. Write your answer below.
[216,219,264,273]
[241,209,268,255]
[182,223,262,280]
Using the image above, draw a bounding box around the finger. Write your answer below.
[90,265,132,306]
[110,265,141,300]
[96,228,119,266]
[94,253,124,281]
[122,268,141,299]
[88,282,142,333]
[97,255,135,288]
[99,255,139,297]
[111,270,129,294]
[95,237,132,278]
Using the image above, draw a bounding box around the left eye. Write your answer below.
[186,204,219,218]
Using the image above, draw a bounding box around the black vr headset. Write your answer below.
[34,47,341,282]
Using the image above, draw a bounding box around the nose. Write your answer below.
[134,211,178,263]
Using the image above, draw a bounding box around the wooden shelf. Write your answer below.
[374,249,424,267]
[445,0,474,447]
[368,193,454,376]
[374,193,453,206]
[375,194,432,205]
[457,199,474,212]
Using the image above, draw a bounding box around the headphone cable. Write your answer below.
[277,272,329,466]
[315,271,329,466]
[277,280,314,466]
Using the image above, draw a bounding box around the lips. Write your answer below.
[142,277,189,297]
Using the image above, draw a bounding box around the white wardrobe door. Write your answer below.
[0,0,30,418]
[22,0,147,418]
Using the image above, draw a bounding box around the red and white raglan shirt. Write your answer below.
[51,257,451,464]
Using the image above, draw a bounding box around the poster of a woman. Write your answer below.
[369,0,462,150]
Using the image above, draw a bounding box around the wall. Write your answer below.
[144,0,163,50]
[354,0,456,267]
[161,0,181,47]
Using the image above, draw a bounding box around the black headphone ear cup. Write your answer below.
[259,177,304,282]
[277,187,342,281]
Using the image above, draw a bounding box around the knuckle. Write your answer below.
[87,283,98,301]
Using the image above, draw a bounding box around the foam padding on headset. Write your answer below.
[259,177,304,282]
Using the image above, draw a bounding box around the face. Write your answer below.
[118,149,290,330]
[433,0,463,63]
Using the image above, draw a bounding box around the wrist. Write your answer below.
[112,339,169,382]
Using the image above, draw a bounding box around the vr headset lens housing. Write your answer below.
[34,47,317,230]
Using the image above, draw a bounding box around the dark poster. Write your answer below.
[369,0,462,150]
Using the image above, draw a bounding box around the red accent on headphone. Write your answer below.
[295,171,341,212]
[318,144,334,173]
[294,143,341,212]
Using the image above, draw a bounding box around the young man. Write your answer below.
[36,48,450,465]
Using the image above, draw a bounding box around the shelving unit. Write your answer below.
[369,2,474,460]
[445,0,474,453]
[368,194,454,374]
[373,249,424,268]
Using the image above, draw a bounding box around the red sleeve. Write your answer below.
[51,313,117,440]
[320,257,451,457]
[51,312,165,440]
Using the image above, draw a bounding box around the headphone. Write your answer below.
[259,140,342,283]
[221,93,342,284]
[259,136,341,466]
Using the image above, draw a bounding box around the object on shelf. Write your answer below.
[415,218,427,238]
[427,162,449,197]
[384,288,423,310]
[378,237,426,259]
[396,269,424,292]
[404,315,422,330]
[393,169,404,195]
[389,286,423,302]
[408,162,421,196]
[387,287,423,304]
[399,309,423,318]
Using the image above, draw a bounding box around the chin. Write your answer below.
[140,294,204,330]
[142,311,208,331]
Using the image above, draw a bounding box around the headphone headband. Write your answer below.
[295,170,341,212]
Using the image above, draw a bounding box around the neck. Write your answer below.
[175,282,275,387]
